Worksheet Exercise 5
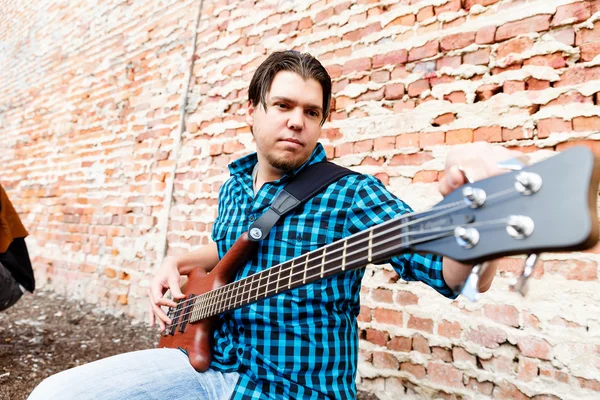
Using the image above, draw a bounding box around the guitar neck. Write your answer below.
[189,211,438,323]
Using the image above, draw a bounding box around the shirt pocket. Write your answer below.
[212,220,236,259]
[272,213,344,255]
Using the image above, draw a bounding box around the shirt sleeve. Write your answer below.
[343,175,457,299]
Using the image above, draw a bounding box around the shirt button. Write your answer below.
[237,348,243,356]
[238,326,245,334]
[248,215,256,222]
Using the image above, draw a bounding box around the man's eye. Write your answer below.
[276,103,289,109]
[307,110,319,117]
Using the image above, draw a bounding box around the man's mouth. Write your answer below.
[281,138,302,146]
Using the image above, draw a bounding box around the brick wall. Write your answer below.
[2,0,600,398]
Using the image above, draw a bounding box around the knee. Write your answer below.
[28,373,70,400]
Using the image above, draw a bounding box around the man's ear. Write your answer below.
[246,101,255,128]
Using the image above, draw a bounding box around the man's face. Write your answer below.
[246,71,324,173]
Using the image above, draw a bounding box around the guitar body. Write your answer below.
[158,233,258,372]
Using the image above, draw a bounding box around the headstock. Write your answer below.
[408,146,600,299]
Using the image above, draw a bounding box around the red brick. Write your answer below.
[417,6,434,21]
[373,351,400,370]
[420,132,445,147]
[373,50,408,69]
[452,347,477,367]
[577,21,600,45]
[537,118,572,138]
[407,79,431,97]
[408,40,439,62]
[518,357,539,382]
[432,346,453,362]
[407,315,433,333]
[578,377,600,392]
[464,0,501,10]
[401,362,426,378]
[474,126,502,142]
[517,336,552,360]
[544,259,598,280]
[446,129,473,145]
[334,142,353,157]
[444,91,467,103]
[526,78,551,91]
[547,91,593,106]
[552,1,592,27]
[483,304,520,327]
[371,70,390,83]
[581,42,600,62]
[389,13,416,27]
[440,32,476,51]
[476,26,496,44]
[432,112,455,126]
[504,81,526,94]
[502,126,526,140]
[298,17,312,30]
[315,7,335,23]
[572,116,600,132]
[497,36,534,58]
[428,362,464,388]
[388,336,411,352]
[384,83,406,100]
[396,132,420,148]
[493,382,529,400]
[434,0,462,15]
[413,170,438,183]
[524,53,567,69]
[466,325,507,348]
[550,27,575,46]
[342,58,372,75]
[373,136,395,151]
[436,55,462,70]
[467,378,494,395]
[495,15,552,41]
[411,334,431,354]
[371,288,393,303]
[437,320,462,339]
[395,290,419,305]
[358,306,371,322]
[373,308,403,326]
[366,329,389,346]
[463,48,490,65]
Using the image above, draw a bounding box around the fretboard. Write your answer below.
[187,210,442,323]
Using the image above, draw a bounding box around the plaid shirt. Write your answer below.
[210,143,456,400]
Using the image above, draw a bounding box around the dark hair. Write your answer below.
[248,50,332,125]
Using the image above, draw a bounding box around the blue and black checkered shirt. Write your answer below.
[210,143,456,399]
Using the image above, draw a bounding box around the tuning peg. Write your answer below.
[459,262,489,302]
[510,253,539,296]
[496,155,530,171]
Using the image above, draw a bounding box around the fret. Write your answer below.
[178,294,195,332]
[302,253,307,284]
[234,279,243,309]
[342,239,347,271]
[274,262,282,294]
[288,259,294,289]
[368,229,373,263]
[321,247,326,278]
[266,265,273,297]
[256,270,266,302]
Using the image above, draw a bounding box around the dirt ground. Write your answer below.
[0,289,377,400]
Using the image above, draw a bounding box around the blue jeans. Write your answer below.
[28,348,239,400]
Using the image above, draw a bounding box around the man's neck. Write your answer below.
[253,159,284,193]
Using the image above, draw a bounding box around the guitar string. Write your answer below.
[165,217,510,328]
[165,185,514,317]
[164,187,517,328]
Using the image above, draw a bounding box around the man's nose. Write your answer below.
[287,108,304,130]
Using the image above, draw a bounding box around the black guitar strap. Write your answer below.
[247,161,359,242]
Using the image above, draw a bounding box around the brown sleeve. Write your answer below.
[0,184,28,253]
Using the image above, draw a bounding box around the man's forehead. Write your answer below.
[267,72,323,107]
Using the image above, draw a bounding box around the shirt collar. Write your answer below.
[228,143,328,182]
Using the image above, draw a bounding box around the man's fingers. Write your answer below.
[167,275,185,299]
[439,165,465,196]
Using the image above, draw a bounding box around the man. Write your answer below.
[0,183,34,312]
[29,51,516,399]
